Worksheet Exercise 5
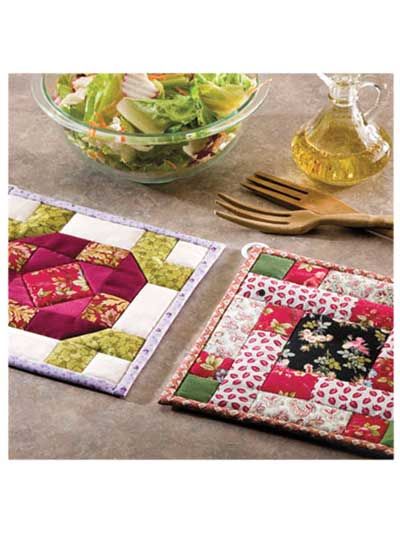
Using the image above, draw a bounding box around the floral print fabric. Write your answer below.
[204,296,265,359]
[319,270,393,306]
[253,303,304,338]
[9,299,37,329]
[261,367,318,400]
[343,414,389,443]
[189,351,234,382]
[281,313,387,383]
[23,262,92,307]
[77,241,129,268]
[81,293,129,328]
[284,261,328,288]
[8,241,37,272]
[350,299,393,331]
[249,391,352,433]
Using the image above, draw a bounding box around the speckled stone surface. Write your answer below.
[9,74,393,459]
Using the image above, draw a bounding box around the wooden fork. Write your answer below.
[215,194,393,235]
[241,171,393,239]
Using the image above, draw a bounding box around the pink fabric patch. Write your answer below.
[23,262,92,307]
[21,232,89,258]
[81,293,129,328]
[21,247,74,273]
[350,299,393,330]
[253,303,304,338]
[9,275,34,306]
[43,297,93,317]
[284,261,328,288]
[261,367,318,400]
[79,262,113,293]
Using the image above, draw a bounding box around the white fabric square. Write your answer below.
[166,241,208,269]
[9,195,40,222]
[9,327,58,363]
[60,213,144,250]
[82,352,130,385]
[113,283,177,338]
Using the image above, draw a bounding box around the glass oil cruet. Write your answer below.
[291,74,391,186]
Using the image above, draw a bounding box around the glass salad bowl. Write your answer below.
[31,74,271,184]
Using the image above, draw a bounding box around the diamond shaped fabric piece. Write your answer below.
[9,299,37,329]
[77,242,130,268]
[23,262,92,307]
[21,232,90,258]
[8,241,37,271]
[9,275,34,306]
[27,308,103,339]
[81,293,129,328]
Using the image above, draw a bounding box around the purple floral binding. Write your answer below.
[8,185,225,397]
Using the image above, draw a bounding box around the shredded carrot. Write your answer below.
[164,159,177,170]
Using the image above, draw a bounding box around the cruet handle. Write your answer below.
[358,79,386,119]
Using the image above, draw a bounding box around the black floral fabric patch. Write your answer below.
[280,313,388,383]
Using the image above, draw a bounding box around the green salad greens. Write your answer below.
[55,73,256,174]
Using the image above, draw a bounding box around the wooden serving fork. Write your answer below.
[215,194,393,235]
[241,171,393,240]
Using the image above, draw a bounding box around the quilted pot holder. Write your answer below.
[160,245,394,457]
[8,187,224,397]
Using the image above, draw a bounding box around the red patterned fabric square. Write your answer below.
[24,262,92,307]
[9,241,37,272]
[260,367,318,400]
[253,303,304,338]
[343,413,388,443]
[190,351,234,382]
[368,357,393,392]
[284,261,328,288]
[350,299,393,331]
[81,292,129,327]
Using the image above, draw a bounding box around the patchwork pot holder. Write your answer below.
[8,187,224,397]
[160,246,394,457]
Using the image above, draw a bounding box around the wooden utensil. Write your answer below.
[215,193,393,235]
[241,171,393,239]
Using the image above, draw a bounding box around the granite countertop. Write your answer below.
[9,73,393,459]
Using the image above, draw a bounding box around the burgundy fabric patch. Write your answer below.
[21,232,90,258]
[343,413,389,443]
[284,261,328,288]
[21,247,74,273]
[79,262,113,293]
[350,299,393,330]
[100,268,147,302]
[253,303,304,338]
[26,309,103,339]
[9,275,34,306]
[261,366,318,400]
[190,351,234,381]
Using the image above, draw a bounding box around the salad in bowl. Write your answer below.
[32,73,270,183]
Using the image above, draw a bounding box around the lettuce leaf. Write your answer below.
[83,74,124,125]
[117,95,198,133]
[56,74,74,100]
